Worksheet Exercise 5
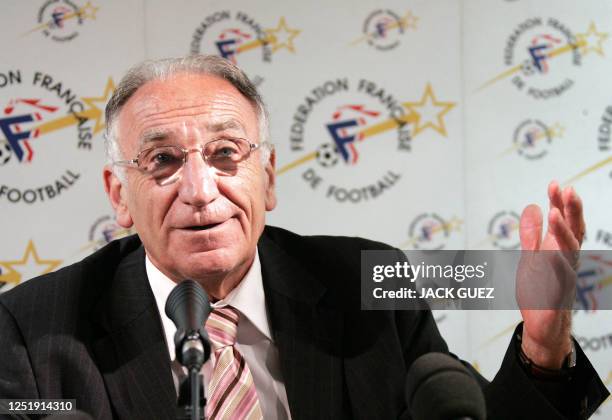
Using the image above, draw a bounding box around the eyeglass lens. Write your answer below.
[137,138,251,183]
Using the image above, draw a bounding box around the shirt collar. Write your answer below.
[146,250,271,358]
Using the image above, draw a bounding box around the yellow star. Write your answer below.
[78,2,100,21]
[0,240,62,287]
[403,83,456,137]
[81,77,116,135]
[265,17,301,53]
[399,11,419,31]
[576,22,608,56]
[447,217,463,232]
[472,361,481,373]
[548,123,565,138]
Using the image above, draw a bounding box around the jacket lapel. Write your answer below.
[258,232,345,420]
[91,245,176,420]
[258,228,408,419]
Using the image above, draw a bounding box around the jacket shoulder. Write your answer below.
[263,224,395,253]
[0,235,143,319]
[261,225,400,288]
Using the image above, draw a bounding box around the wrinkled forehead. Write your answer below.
[134,119,251,150]
[117,74,259,151]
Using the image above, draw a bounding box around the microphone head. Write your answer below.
[165,279,211,333]
[165,279,212,368]
[405,352,486,420]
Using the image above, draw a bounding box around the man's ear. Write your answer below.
[263,148,277,211]
[103,165,133,227]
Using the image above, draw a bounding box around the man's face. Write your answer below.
[104,73,276,295]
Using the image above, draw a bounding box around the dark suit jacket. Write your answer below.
[0,226,608,419]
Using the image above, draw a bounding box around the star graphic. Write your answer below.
[81,77,116,135]
[403,83,456,137]
[447,217,463,232]
[265,17,301,53]
[549,123,565,138]
[576,22,608,57]
[0,240,62,288]
[78,2,100,21]
[399,11,419,30]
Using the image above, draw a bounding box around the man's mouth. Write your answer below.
[185,222,223,231]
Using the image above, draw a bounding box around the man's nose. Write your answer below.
[177,150,220,207]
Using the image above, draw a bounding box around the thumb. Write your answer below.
[520,204,543,251]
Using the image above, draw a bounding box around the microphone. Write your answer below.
[166,280,212,420]
[164,279,212,370]
[405,352,486,420]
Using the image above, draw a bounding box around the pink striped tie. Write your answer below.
[205,306,263,420]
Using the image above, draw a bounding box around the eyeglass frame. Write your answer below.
[112,137,264,184]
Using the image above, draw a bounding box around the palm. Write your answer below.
[517,181,583,367]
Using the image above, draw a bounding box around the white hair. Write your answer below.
[104,55,272,183]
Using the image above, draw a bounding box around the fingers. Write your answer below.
[548,181,565,219]
[548,207,580,251]
[548,180,585,246]
[548,207,581,269]
[562,186,586,245]
[520,204,543,251]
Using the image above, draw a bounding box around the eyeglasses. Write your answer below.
[113,137,261,186]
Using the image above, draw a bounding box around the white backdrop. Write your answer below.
[0,0,610,416]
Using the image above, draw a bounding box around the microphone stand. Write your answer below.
[165,279,211,420]
[176,331,209,420]
[189,368,203,420]
[176,369,204,420]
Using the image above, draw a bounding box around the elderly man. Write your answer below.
[0,55,608,420]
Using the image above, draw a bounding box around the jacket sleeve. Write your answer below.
[482,322,609,419]
[397,308,609,419]
[0,301,39,399]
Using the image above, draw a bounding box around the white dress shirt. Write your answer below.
[147,251,292,420]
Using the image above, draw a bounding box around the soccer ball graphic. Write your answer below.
[521,59,536,76]
[0,143,12,166]
[316,143,339,168]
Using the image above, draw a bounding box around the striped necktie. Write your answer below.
[205,306,263,420]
